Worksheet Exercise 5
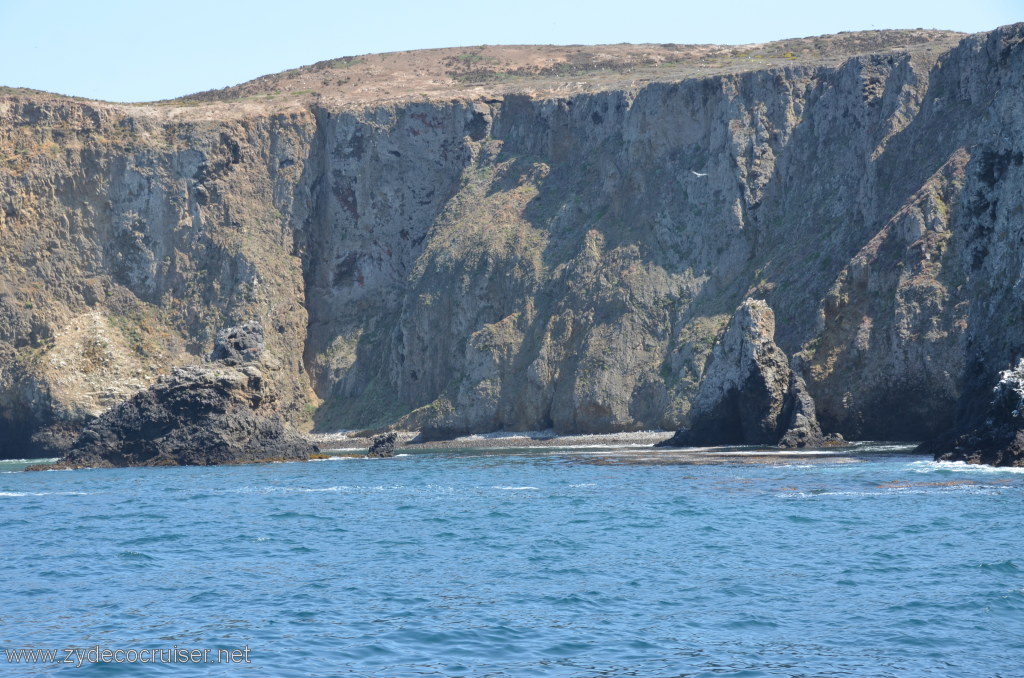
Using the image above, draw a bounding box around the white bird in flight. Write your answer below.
[691,170,708,177]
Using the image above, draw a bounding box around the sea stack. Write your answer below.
[658,299,829,449]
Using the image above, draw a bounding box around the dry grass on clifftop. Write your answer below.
[166,30,962,108]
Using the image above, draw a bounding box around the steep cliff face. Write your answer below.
[1,26,1022,455]
[0,100,319,455]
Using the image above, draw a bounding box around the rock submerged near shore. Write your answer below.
[27,323,317,470]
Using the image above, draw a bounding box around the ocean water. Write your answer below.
[1,443,1022,677]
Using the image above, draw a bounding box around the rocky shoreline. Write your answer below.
[914,359,1024,467]
[301,430,917,470]
[18,317,1017,471]
[309,429,673,453]
[27,323,316,470]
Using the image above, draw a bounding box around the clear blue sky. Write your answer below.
[0,0,1018,102]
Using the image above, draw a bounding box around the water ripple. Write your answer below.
[0,447,1022,676]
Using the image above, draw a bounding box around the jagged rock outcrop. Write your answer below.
[210,321,266,365]
[657,299,826,447]
[366,432,397,458]
[28,323,316,468]
[777,369,828,449]
[3,25,1024,455]
[916,359,1024,466]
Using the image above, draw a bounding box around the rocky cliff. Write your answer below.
[1,25,1023,456]
[916,358,1024,466]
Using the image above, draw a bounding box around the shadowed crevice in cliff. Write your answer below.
[918,357,1024,466]
[298,103,482,430]
[0,413,41,460]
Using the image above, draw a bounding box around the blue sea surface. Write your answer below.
[1,443,1022,677]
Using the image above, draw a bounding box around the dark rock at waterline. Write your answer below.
[367,432,397,458]
[916,359,1024,467]
[27,322,316,470]
[777,370,826,449]
[658,299,834,449]
[29,424,81,458]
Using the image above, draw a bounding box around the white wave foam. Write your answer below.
[558,443,657,450]
[463,429,558,440]
[779,484,1005,499]
[847,442,921,452]
[462,443,654,452]
[778,489,914,499]
[706,449,857,457]
[460,429,668,442]
[0,490,90,497]
[492,486,539,491]
[297,485,386,492]
[910,460,1024,474]
[0,458,59,464]
[295,484,417,493]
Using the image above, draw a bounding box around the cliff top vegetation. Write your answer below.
[170,30,964,106]
[2,29,965,114]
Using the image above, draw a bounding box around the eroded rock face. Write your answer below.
[658,300,825,448]
[366,432,397,458]
[30,323,316,469]
[210,321,265,365]
[917,359,1024,467]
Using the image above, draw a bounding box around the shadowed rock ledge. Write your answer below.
[657,300,838,449]
[28,322,317,469]
[916,359,1024,467]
